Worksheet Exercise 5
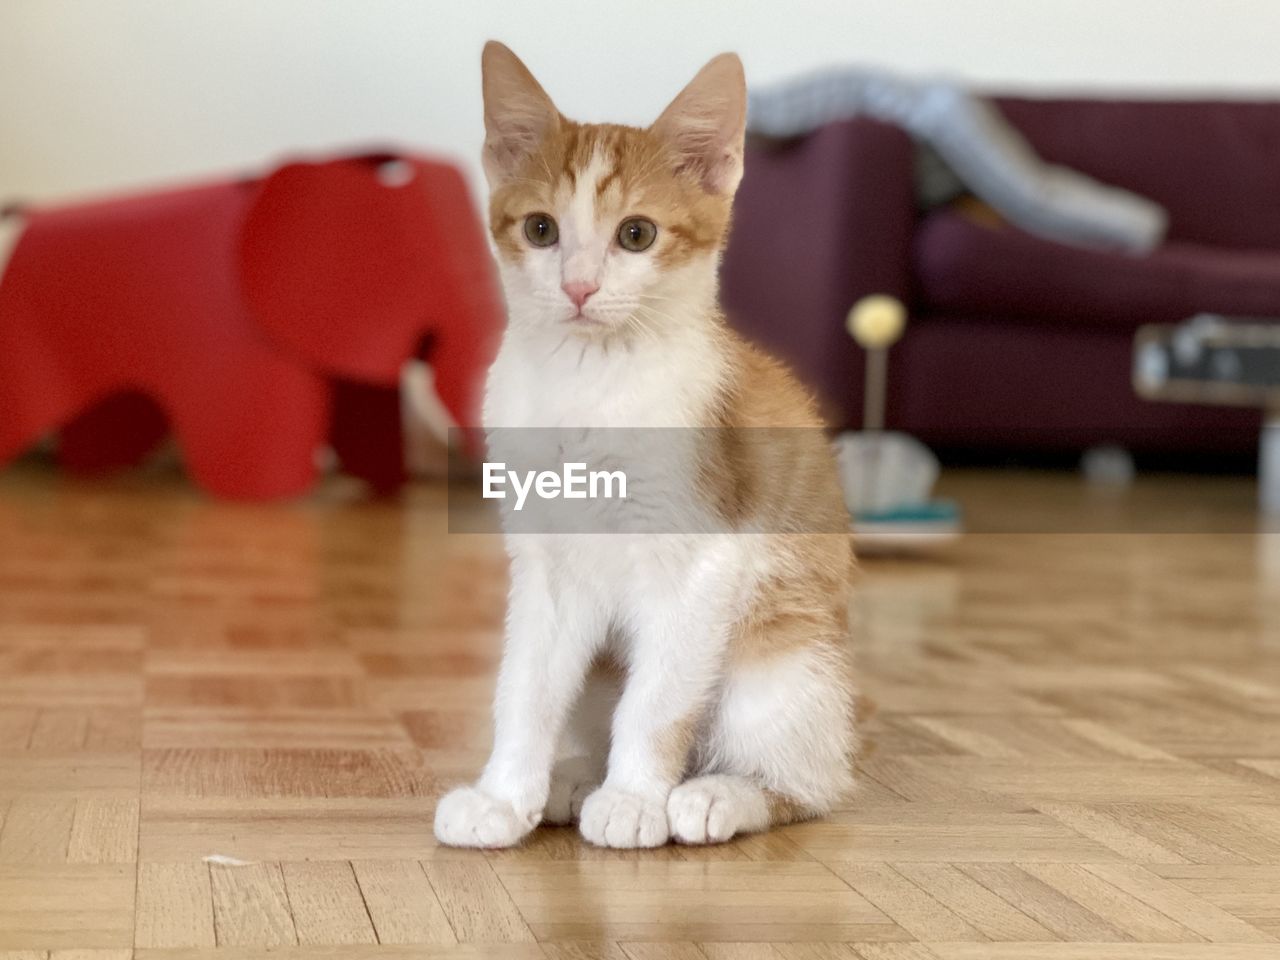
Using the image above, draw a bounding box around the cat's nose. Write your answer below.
[562,281,599,310]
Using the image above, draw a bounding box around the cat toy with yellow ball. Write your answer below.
[835,295,962,552]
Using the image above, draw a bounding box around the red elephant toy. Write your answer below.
[0,151,503,499]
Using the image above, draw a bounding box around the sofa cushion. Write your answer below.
[914,211,1280,329]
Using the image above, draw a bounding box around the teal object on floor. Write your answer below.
[855,499,962,524]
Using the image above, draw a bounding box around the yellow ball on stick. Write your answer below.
[847,295,907,349]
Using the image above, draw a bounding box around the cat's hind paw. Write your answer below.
[667,774,771,844]
[433,786,536,848]
[578,785,669,848]
[543,757,600,826]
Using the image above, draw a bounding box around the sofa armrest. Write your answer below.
[722,117,917,427]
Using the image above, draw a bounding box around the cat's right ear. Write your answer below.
[481,41,560,187]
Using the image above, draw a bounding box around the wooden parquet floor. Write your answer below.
[1,461,1279,959]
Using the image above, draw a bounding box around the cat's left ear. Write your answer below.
[651,53,747,196]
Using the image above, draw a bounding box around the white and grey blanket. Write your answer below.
[748,68,1167,253]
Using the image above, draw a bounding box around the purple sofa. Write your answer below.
[721,98,1280,459]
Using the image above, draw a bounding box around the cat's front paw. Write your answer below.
[433,786,537,848]
[578,785,670,848]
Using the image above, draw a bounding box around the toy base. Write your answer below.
[853,501,962,554]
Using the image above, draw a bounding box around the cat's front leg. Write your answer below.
[579,580,734,848]
[434,552,603,848]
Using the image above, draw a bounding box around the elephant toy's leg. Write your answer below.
[58,392,170,475]
[330,380,407,496]
[168,363,330,501]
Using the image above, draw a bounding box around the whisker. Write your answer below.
[627,306,669,347]
[548,333,572,359]
[635,303,683,327]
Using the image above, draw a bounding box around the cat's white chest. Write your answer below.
[484,327,721,430]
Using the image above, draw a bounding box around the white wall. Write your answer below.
[3,0,1280,206]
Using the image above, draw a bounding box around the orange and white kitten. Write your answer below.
[434,42,856,848]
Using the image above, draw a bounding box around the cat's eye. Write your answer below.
[617,217,657,252]
[523,213,559,247]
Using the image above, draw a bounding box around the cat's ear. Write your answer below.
[481,41,560,186]
[651,53,747,196]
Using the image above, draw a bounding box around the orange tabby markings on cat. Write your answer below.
[432,41,857,850]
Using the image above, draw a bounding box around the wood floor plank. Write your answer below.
[882,758,1276,804]
[0,798,77,863]
[956,863,1128,942]
[0,711,38,750]
[1239,760,1280,781]
[1083,863,1275,943]
[27,713,89,752]
[930,946,1280,960]
[699,943,786,960]
[421,861,535,942]
[892,862,1056,941]
[770,944,869,959]
[0,755,140,800]
[1155,804,1280,863]
[843,947,944,960]
[65,800,137,864]
[828,863,982,941]
[1055,719,1179,761]
[139,797,459,862]
[351,859,456,944]
[133,947,546,960]
[1101,804,1251,864]
[279,860,377,945]
[0,863,134,950]
[539,942,632,960]
[1019,863,1204,942]
[619,943,707,960]
[142,747,428,799]
[907,717,1022,760]
[134,862,216,949]
[82,710,141,751]
[208,861,297,947]
[1035,803,1190,864]
[496,860,899,942]
[1145,863,1280,929]
[786,803,1120,863]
